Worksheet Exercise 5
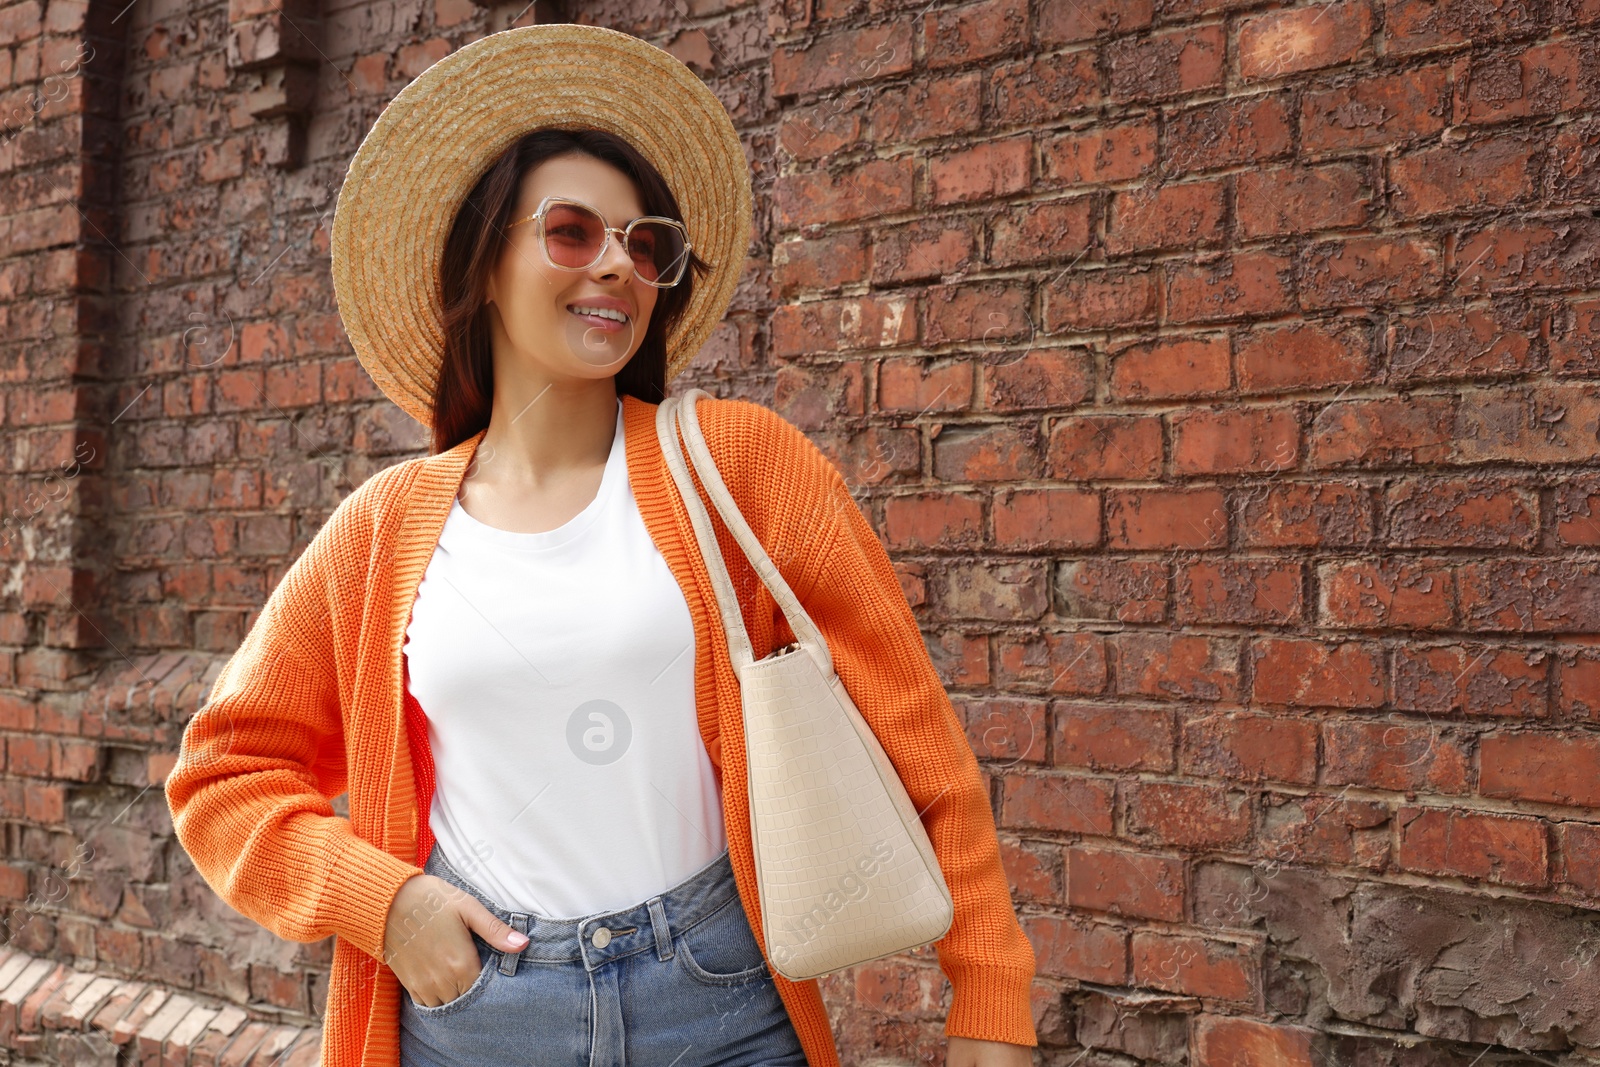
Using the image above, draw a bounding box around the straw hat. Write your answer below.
[330,23,753,430]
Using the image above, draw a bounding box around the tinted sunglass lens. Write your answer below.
[542,203,607,268]
[628,223,687,285]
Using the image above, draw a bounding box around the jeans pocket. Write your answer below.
[675,897,771,987]
[405,932,499,1016]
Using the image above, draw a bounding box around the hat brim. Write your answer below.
[330,23,752,430]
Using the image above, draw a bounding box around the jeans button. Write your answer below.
[591,926,611,948]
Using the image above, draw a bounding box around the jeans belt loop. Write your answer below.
[647,898,673,961]
[498,914,530,977]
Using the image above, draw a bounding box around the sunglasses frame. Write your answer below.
[506,196,693,289]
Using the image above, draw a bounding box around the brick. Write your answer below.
[1391,644,1549,717]
[1390,135,1541,218]
[1163,93,1294,174]
[1106,24,1225,102]
[1454,384,1600,465]
[1111,631,1240,701]
[986,348,1096,411]
[933,558,1050,619]
[1458,560,1600,633]
[957,698,1047,763]
[1549,116,1600,207]
[778,96,866,162]
[1181,711,1317,783]
[988,196,1092,268]
[1057,557,1164,622]
[1323,717,1471,794]
[992,488,1100,548]
[1170,406,1299,475]
[1196,1018,1318,1067]
[1068,845,1184,920]
[1557,821,1600,897]
[957,251,1087,321]
[1384,478,1537,549]
[1239,481,1374,548]
[882,492,984,551]
[1109,335,1228,400]
[1308,395,1456,468]
[1319,559,1456,629]
[868,359,964,419]
[1550,298,1600,376]
[932,422,1041,482]
[1000,773,1115,835]
[928,135,1031,205]
[1236,162,1371,238]
[1166,252,1294,323]
[1555,646,1600,723]
[1104,483,1227,553]
[1298,236,1443,309]
[1553,476,1600,548]
[1175,558,1304,626]
[818,424,920,488]
[866,71,982,144]
[1106,178,1226,254]
[1396,807,1548,887]
[1038,0,1153,43]
[995,631,1108,694]
[1047,414,1162,480]
[922,281,1029,347]
[1301,65,1451,152]
[1054,703,1174,771]
[772,230,869,296]
[1250,638,1385,709]
[772,22,913,96]
[1238,1,1374,81]
[870,216,978,285]
[923,0,1028,69]
[1124,783,1253,848]
[1042,121,1158,185]
[988,51,1099,126]
[1478,735,1600,809]
[1465,39,1598,123]
[1454,218,1600,295]
[1236,317,1373,394]
[773,155,915,227]
[1384,0,1546,56]
[770,293,916,357]
[1133,931,1258,1002]
[1026,914,1128,984]
[774,362,867,430]
[1386,303,1539,383]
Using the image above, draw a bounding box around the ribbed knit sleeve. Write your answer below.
[756,410,1039,1047]
[164,498,425,964]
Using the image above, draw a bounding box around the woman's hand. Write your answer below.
[946,1035,1035,1067]
[382,873,530,1007]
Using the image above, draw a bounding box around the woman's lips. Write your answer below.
[569,308,628,333]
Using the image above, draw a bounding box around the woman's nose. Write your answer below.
[592,229,636,280]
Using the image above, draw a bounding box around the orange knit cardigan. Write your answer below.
[164,393,1038,1066]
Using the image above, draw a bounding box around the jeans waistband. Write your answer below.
[422,844,742,970]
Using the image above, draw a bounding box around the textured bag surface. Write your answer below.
[655,389,955,981]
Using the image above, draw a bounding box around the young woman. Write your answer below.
[166,24,1037,1067]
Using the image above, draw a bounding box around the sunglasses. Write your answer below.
[506,196,692,288]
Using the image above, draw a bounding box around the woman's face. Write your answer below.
[483,152,662,379]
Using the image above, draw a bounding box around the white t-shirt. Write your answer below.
[402,398,726,918]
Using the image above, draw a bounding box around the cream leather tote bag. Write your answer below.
[656,388,955,981]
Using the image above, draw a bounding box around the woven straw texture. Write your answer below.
[330,23,753,429]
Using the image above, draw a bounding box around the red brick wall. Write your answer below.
[2,0,1600,1063]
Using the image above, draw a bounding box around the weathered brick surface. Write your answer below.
[2,0,1598,1063]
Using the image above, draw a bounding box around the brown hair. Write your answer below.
[429,128,713,455]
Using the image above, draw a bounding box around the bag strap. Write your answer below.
[655,389,835,676]
[655,395,755,670]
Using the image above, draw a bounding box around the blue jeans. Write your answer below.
[399,843,808,1067]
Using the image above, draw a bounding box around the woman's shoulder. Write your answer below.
[308,455,429,559]
[689,395,831,479]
